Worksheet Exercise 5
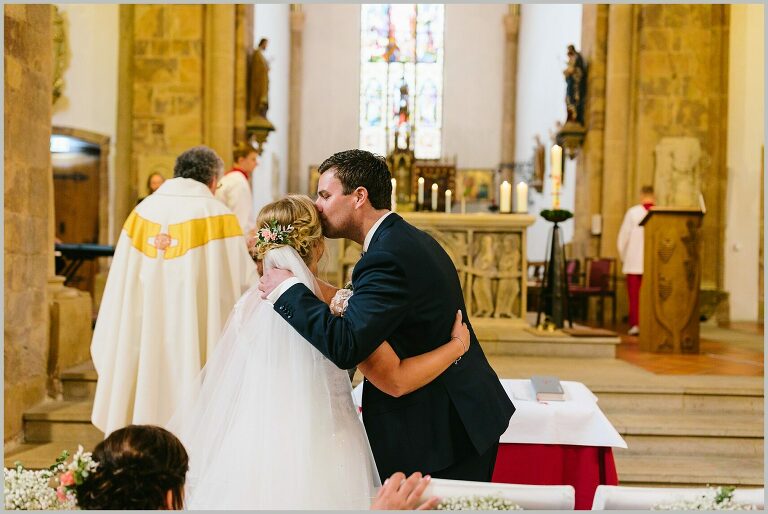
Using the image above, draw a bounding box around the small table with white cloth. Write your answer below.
[352,379,625,510]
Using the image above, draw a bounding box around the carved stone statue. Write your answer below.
[494,235,521,318]
[472,235,497,317]
[248,38,270,120]
[564,44,585,124]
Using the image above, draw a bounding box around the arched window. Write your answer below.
[359,4,444,159]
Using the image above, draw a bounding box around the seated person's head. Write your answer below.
[251,195,324,272]
[75,425,188,510]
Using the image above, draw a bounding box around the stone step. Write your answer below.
[4,440,102,470]
[608,412,763,458]
[614,454,764,487]
[61,361,97,401]
[593,386,763,415]
[22,400,102,444]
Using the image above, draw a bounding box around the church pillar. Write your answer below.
[500,5,520,184]
[599,5,634,259]
[114,5,135,241]
[573,5,608,261]
[288,5,305,193]
[233,5,253,145]
[204,5,235,166]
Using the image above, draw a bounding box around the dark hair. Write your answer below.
[641,185,654,195]
[233,142,256,163]
[317,149,392,210]
[75,425,189,510]
[173,146,223,186]
[258,38,268,49]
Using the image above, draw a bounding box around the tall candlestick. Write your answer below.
[391,178,397,211]
[417,177,425,206]
[500,181,512,213]
[431,183,438,211]
[445,189,452,213]
[551,145,562,180]
[515,182,528,213]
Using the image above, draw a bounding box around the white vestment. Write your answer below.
[616,204,648,275]
[91,178,258,437]
[214,170,253,233]
[166,246,379,509]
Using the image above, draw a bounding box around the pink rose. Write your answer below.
[59,471,75,487]
[56,487,67,501]
[260,228,272,239]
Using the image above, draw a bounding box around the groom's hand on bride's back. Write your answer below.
[258,268,296,299]
[370,471,439,510]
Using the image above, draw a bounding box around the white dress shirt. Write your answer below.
[266,211,393,304]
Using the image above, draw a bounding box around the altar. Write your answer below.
[336,212,536,330]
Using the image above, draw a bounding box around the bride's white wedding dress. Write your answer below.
[167,246,379,509]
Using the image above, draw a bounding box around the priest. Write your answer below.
[91,146,258,437]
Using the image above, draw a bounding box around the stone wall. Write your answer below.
[114,5,243,233]
[4,4,53,442]
[576,5,730,322]
[631,5,728,290]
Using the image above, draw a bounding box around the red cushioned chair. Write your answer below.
[568,257,617,326]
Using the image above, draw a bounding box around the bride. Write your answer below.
[167,194,469,510]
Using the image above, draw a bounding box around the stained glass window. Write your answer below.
[359,4,444,160]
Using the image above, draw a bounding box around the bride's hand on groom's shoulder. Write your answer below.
[258,268,295,299]
[370,472,439,510]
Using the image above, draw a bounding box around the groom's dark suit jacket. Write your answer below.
[274,213,515,479]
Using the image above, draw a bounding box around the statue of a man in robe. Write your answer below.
[564,44,585,124]
[248,38,270,120]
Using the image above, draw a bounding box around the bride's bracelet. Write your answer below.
[451,335,467,364]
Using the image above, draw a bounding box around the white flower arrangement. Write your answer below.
[652,486,759,511]
[4,445,98,511]
[436,495,523,510]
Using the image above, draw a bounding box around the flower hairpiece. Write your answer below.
[52,446,99,505]
[255,219,294,247]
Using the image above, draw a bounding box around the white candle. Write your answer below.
[391,178,397,211]
[417,177,425,205]
[500,181,512,213]
[461,196,466,214]
[445,189,452,213]
[515,182,528,213]
[431,183,438,211]
[551,145,562,181]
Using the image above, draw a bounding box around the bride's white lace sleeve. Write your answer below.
[329,288,353,317]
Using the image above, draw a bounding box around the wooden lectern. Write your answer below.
[639,207,705,353]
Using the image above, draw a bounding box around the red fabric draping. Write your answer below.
[492,443,618,510]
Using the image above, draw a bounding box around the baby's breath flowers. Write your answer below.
[436,495,523,510]
[4,445,98,510]
[652,486,759,511]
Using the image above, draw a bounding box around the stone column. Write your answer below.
[204,5,236,165]
[114,5,135,241]
[288,5,305,193]
[572,5,608,261]
[599,5,634,259]
[500,5,520,184]
[4,4,53,441]
[233,4,254,144]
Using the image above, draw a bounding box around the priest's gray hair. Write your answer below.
[174,146,224,187]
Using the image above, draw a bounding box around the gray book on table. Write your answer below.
[530,375,565,401]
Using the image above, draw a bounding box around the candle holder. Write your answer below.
[536,208,574,329]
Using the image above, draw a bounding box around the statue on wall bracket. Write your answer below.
[556,44,586,160]
[247,37,275,153]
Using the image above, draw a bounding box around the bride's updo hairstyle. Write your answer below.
[250,194,324,267]
[75,425,188,510]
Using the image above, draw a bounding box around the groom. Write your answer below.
[259,149,514,481]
